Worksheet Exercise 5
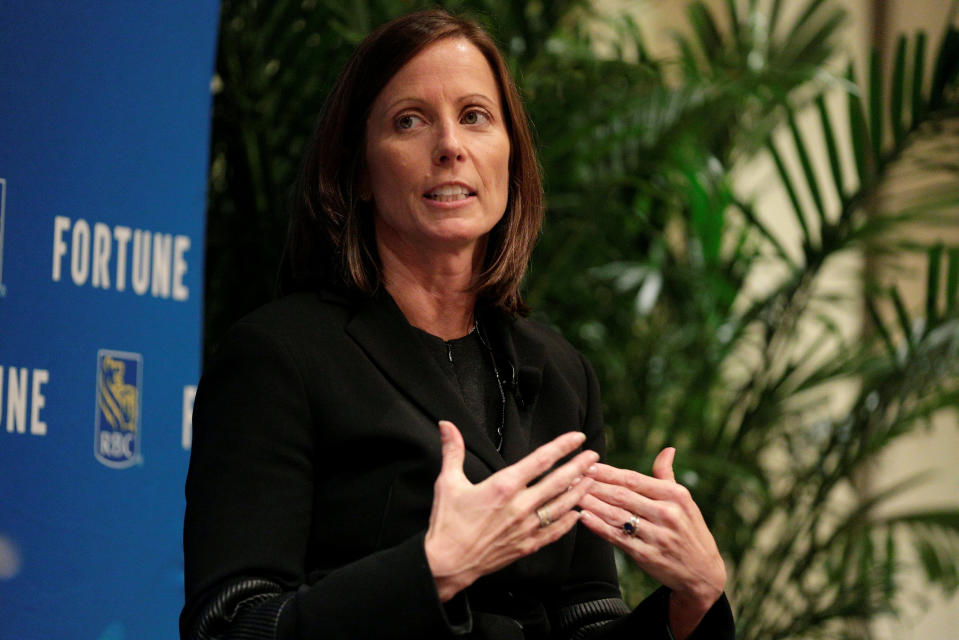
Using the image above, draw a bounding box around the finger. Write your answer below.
[528,509,581,549]
[437,420,465,478]
[588,479,693,528]
[523,449,598,506]
[585,479,657,517]
[481,508,582,576]
[580,508,642,546]
[534,477,594,525]
[586,462,676,500]
[589,479,701,538]
[507,431,587,486]
[578,492,633,530]
[579,510,659,561]
[579,492,661,542]
[652,447,676,482]
[488,510,582,574]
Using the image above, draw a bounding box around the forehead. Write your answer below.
[373,37,501,108]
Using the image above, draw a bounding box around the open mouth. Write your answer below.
[424,185,476,202]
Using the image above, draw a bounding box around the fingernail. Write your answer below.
[587,464,596,474]
[571,476,582,487]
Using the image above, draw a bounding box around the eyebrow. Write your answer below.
[380,93,498,115]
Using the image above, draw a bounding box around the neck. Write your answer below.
[377,230,484,341]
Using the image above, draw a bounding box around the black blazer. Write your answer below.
[180,290,733,639]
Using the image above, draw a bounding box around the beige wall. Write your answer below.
[868,2,959,638]
[592,1,959,638]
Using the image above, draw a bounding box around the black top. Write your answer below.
[415,325,503,449]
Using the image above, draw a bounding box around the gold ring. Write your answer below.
[536,506,552,528]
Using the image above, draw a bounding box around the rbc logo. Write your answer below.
[94,350,142,468]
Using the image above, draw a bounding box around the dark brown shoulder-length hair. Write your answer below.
[278,9,543,316]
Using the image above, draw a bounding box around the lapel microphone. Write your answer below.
[475,317,541,410]
[495,355,541,410]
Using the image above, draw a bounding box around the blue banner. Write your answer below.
[0,2,218,638]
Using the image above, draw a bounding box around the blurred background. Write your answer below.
[204,1,959,639]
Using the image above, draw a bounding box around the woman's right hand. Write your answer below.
[424,420,598,601]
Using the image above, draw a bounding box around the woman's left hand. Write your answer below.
[578,448,726,640]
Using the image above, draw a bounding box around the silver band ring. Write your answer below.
[623,514,640,536]
[536,507,552,528]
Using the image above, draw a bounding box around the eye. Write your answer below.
[395,113,424,130]
[461,109,490,125]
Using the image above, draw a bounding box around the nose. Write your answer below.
[433,122,465,166]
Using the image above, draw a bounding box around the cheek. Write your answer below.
[370,148,424,197]
[367,155,403,198]
[493,140,511,201]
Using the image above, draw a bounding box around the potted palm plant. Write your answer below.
[206,1,959,636]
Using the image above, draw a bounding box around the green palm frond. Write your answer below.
[701,17,959,636]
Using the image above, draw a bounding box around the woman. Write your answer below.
[182,10,733,640]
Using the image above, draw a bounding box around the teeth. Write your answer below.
[426,185,472,201]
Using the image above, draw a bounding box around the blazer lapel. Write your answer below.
[345,291,506,474]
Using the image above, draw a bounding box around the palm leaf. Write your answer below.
[912,31,929,127]
[815,94,846,204]
[891,36,908,145]
[846,62,874,189]
[947,248,959,313]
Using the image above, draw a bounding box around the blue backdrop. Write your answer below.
[0,2,219,638]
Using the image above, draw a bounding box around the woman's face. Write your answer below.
[364,37,511,259]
